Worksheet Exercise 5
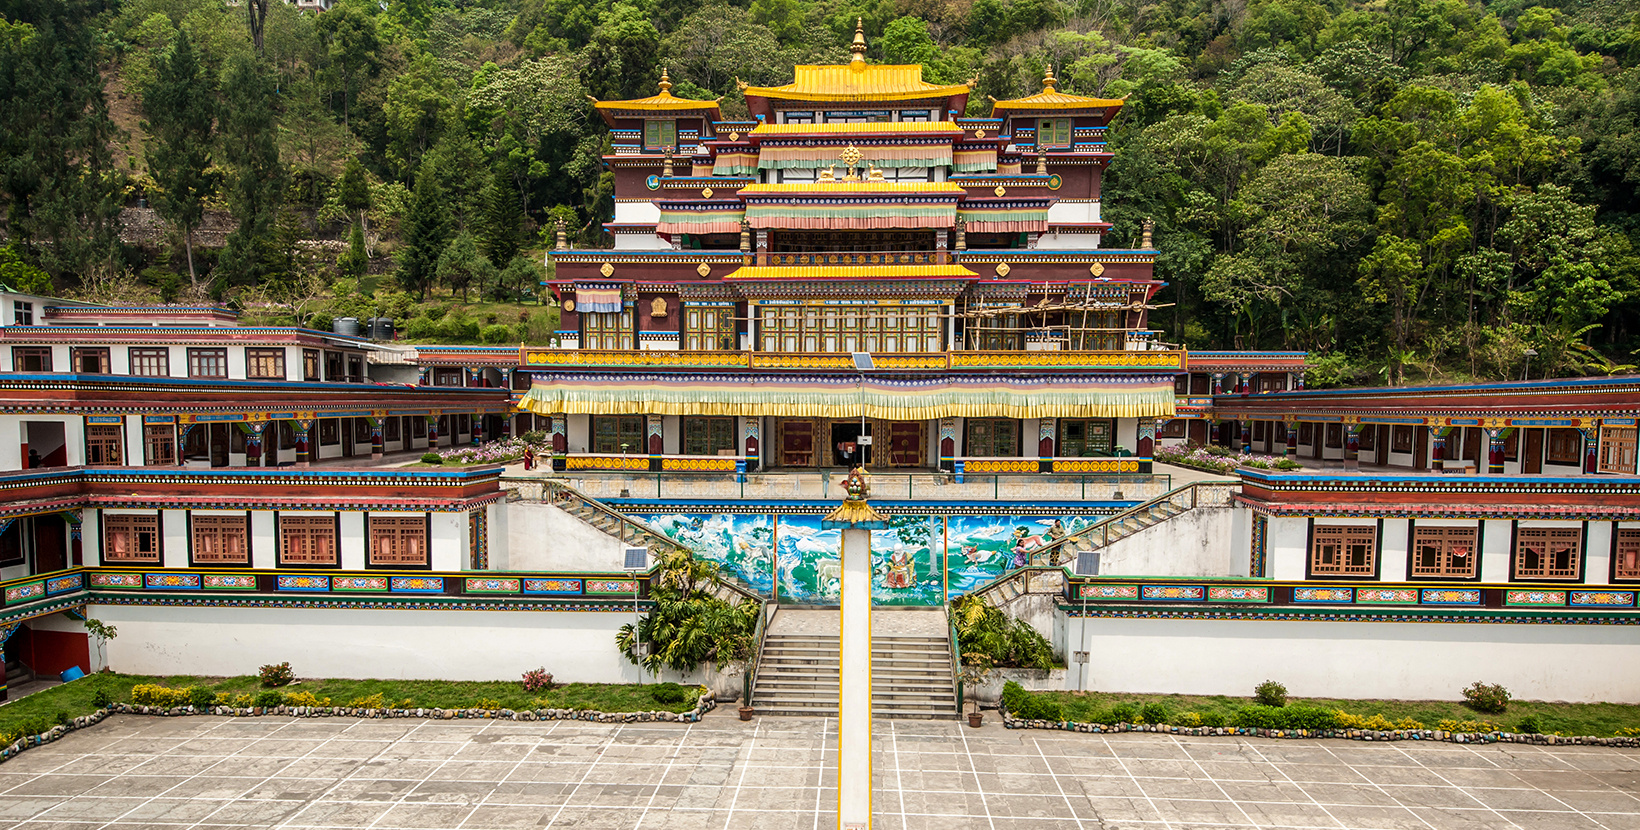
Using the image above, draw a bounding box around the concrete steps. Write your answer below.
[750,623,958,720]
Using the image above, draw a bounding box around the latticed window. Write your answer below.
[143,424,175,466]
[246,348,285,379]
[1311,525,1375,576]
[1515,527,1580,579]
[1036,118,1071,148]
[369,516,427,567]
[104,514,160,562]
[192,515,248,564]
[1547,428,1582,465]
[684,306,735,351]
[683,417,736,456]
[643,119,676,150]
[965,418,1018,457]
[1599,426,1636,474]
[72,347,110,373]
[303,349,321,381]
[129,348,169,377]
[280,516,337,566]
[13,347,50,372]
[1410,526,1477,578]
[85,424,123,466]
[593,415,645,454]
[187,348,227,378]
[583,310,634,350]
[1616,530,1640,580]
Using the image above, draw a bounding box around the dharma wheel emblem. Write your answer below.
[696,263,711,277]
[1089,262,1105,276]
[995,262,1011,277]
[839,144,864,168]
[599,262,615,277]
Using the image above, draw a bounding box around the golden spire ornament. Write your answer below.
[850,17,867,65]
[1043,64,1057,90]
[658,67,672,94]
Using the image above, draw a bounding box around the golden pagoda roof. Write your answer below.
[989,66,1125,115]
[740,65,969,104]
[726,264,979,279]
[738,182,967,195]
[749,121,963,137]
[590,69,722,120]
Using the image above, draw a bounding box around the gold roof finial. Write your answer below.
[1043,65,1057,90]
[850,17,867,64]
[658,67,672,94]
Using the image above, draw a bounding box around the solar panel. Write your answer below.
[851,352,874,371]
[1074,551,1101,576]
[623,547,648,570]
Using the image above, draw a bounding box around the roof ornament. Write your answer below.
[1043,64,1057,90]
[849,17,867,65]
[866,162,885,182]
[839,143,864,181]
[658,67,672,95]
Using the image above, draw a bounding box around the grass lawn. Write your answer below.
[0,675,701,740]
[1022,688,1640,737]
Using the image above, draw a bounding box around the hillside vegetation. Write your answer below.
[1,0,1638,381]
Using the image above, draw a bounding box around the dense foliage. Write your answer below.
[2,0,1639,377]
[617,549,761,674]
[951,594,1058,669]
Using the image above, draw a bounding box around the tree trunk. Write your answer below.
[183,227,197,287]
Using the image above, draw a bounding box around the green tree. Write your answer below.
[476,169,524,269]
[0,244,51,294]
[582,2,660,102]
[140,30,217,286]
[383,51,454,179]
[435,231,496,302]
[217,55,285,286]
[396,166,451,300]
[315,0,379,129]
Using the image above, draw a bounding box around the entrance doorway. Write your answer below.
[830,421,870,467]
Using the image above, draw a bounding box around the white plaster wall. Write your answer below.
[1268,517,1309,581]
[504,502,626,571]
[94,604,644,683]
[0,416,21,471]
[1481,519,1513,581]
[251,511,277,568]
[568,414,591,453]
[1046,200,1101,224]
[1587,522,1613,583]
[1071,616,1640,702]
[662,415,681,455]
[431,512,465,571]
[1379,519,1410,582]
[340,512,365,569]
[160,510,188,567]
[82,510,101,566]
[1115,418,1137,455]
[226,346,248,380]
[613,201,661,224]
[1096,508,1241,577]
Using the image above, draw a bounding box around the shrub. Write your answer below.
[1253,680,1288,707]
[91,684,112,708]
[216,692,255,708]
[259,662,294,688]
[1108,702,1140,723]
[1000,681,1062,720]
[1175,711,1203,727]
[1516,715,1543,735]
[479,324,513,344]
[1231,705,1339,730]
[1199,711,1226,728]
[348,693,388,709]
[130,684,191,708]
[421,452,444,464]
[474,697,503,710]
[950,595,1058,670]
[254,690,283,708]
[1462,681,1511,714]
[188,687,217,709]
[1437,718,1501,733]
[649,682,687,705]
[282,691,332,707]
[522,668,555,693]
[1139,702,1170,725]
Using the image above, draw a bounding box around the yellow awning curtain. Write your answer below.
[518,375,1177,420]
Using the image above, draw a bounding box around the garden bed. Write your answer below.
[996,684,1640,744]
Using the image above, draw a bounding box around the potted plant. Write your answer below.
[739,703,755,721]
[959,652,996,729]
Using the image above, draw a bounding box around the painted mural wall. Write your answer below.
[638,509,1111,606]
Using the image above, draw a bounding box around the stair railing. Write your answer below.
[949,617,964,716]
[745,603,778,708]
[539,479,688,555]
[1034,478,1241,566]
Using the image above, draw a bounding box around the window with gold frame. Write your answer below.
[583,309,634,350]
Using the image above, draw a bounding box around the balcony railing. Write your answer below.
[519,348,1187,372]
[763,251,942,266]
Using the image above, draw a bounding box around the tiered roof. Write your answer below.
[590,69,722,126]
[989,67,1124,116]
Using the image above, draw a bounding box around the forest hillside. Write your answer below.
[2,0,1639,384]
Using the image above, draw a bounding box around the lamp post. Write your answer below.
[624,546,648,686]
[852,352,874,469]
[1523,348,1538,382]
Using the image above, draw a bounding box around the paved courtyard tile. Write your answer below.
[0,714,1636,829]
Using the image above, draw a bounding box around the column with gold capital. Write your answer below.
[822,467,888,830]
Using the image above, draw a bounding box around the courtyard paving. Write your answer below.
[0,713,1636,829]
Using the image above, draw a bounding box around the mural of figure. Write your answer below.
[1011,526,1051,568]
[883,548,915,589]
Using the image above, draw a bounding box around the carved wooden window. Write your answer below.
[303,348,321,381]
[369,516,427,567]
[12,347,51,372]
[319,419,340,446]
[643,119,676,150]
[1036,118,1071,148]
[279,515,337,566]
[1598,426,1636,474]
[85,424,123,466]
[246,348,286,379]
[1411,526,1477,578]
[1616,529,1640,580]
[684,306,735,351]
[1160,419,1188,438]
[964,418,1018,457]
[143,424,175,466]
[104,514,160,562]
[583,310,634,350]
[187,348,228,379]
[1298,423,1313,444]
[71,347,110,373]
[1546,428,1582,465]
[192,515,248,564]
[129,348,169,377]
[384,416,401,442]
[1515,527,1580,579]
[683,417,736,456]
[1311,525,1375,576]
[593,415,645,454]
[1325,423,1342,448]
[1392,426,1413,453]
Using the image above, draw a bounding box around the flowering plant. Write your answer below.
[1155,443,1300,473]
[521,667,554,692]
[436,434,550,466]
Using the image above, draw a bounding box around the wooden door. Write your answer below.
[32,516,64,574]
[342,419,355,457]
[887,422,923,467]
[1414,426,1428,470]
[1524,428,1543,474]
[779,419,815,467]
[1377,425,1390,465]
[210,424,230,468]
[1463,428,1481,464]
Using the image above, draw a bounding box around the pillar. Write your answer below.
[1487,428,1506,474]
[472,414,484,446]
[1344,424,1360,470]
[370,418,384,459]
[1284,421,1298,457]
[1037,419,1056,460]
[294,420,312,467]
[244,422,265,467]
[1211,373,1224,395]
[0,623,20,701]
[1293,372,1305,391]
[742,417,761,472]
[838,525,872,829]
[1209,419,1221,445]
[1238,420,1251,451]
[177,423,196,466]
[646,414,663,455]
[1432,428,1447,472]
[937,418,957,471]
[1136,418,1155,458]
[466,368,483,388]
[427,415,440,449]
[1240,372,1252,396]
[551,414,567,471]
[1581,427,1598,474]
[417,367,429,387]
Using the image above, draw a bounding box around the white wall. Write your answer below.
[94,604,644,683]
[504,501,627,571]
[567,414,591,453]
[1068,615,1640,702]
[1096,508,1242,577]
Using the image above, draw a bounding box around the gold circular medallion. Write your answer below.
[993,185,1006,197]
[729,131,740,141]
[564,300,575,312]
[599,262,615,277]
[995,262,1011,277]
[1089,262,1105,276]
[696,263,711,277]
[701,188,713,198]
[974,129,986,139]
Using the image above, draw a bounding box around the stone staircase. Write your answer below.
[750,610,957,719]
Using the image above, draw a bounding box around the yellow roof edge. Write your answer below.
[725,264,980,279]
[738,182,968,193]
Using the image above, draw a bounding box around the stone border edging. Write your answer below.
[999,712,1640,747]
[0,694,717,764]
